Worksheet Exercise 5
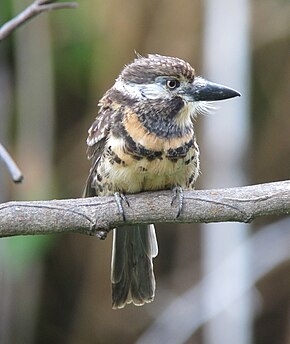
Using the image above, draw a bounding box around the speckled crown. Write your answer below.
[120,54,195,84]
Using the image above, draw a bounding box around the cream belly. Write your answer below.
[93,133,200,195]
[96,147,199,194]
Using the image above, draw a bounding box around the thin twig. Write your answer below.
[0,180,289,238]
[0,0,78,183]
[0,144,23,183]
[0,0,78,41]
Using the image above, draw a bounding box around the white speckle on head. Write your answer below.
[114,79,143,99]
[114,78,169,100]
[139,83,169,100]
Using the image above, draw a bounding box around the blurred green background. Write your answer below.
[0,0,290,343]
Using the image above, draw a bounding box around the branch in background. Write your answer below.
[0,0,78,41]
[0,144,23,183]
[0,1,78,183]
[0,180,289,239]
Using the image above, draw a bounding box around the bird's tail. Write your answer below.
[111,224,158,309]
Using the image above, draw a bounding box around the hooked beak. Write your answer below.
[189,77,241,102]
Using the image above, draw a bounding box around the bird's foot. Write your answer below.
[171,186,184,218]
[114,192,130,221]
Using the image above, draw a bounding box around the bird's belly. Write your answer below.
[134,155,192,190]
[97,148,199,194]
[93,133,200,195]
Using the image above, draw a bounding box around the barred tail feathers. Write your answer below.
[111,224,158,309]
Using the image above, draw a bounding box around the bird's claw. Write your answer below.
[171,186,184,218]
[114,192,130,221]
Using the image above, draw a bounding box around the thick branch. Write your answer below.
[0,180,289,239]
[0,0,78,41]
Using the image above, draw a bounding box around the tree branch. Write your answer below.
[0,0,78,41]
[0,180,289,239]
[0,0,78,182]
[0,144,23,183]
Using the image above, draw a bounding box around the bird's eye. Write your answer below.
[166,79,180,90]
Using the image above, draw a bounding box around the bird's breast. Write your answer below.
[122,108,194,153]
[101,118,199,193]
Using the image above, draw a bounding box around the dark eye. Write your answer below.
[166,79,180,90]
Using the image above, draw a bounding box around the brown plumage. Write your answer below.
[84,54,240,308]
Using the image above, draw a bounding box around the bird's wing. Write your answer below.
[84,93,113,196]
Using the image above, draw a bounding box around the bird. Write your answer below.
[84,54,240,309]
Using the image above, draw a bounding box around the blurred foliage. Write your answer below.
[3,235,55,273]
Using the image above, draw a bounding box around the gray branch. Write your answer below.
[0,144,23,183]
[0,0,78,182]
[0,180,289,239]
[0,0,78,41]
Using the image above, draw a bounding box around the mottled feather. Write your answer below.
[85,54,206,308]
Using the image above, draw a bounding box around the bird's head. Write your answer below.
[113,54,240,116]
